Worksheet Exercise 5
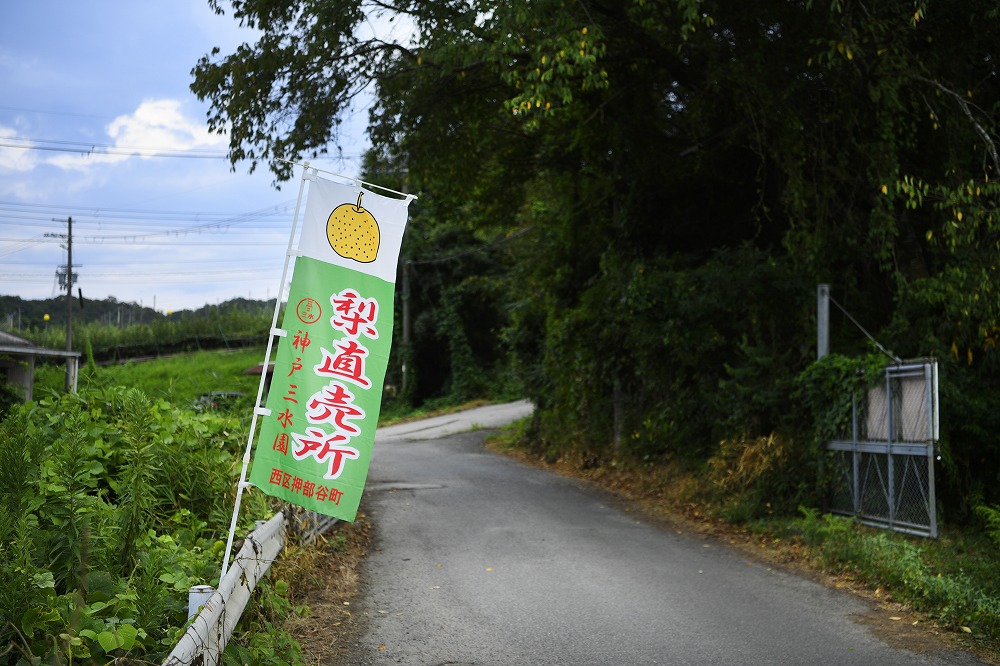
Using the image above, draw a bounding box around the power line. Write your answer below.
[0,237,289,246]
[0,136,366,161]
[3,257,284,267]
[0,272,283,285]
[0,199,295,220]
[0,136,230,159]
[0,201,297,252]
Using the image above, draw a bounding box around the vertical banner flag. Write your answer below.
[251,175,412,521]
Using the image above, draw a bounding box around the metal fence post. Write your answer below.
[851,398,860,514]
[886,370,896,530]
[925,362,939,537]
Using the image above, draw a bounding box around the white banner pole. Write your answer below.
[220,164,314,580]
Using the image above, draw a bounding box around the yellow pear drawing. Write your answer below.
[326,192,380,263]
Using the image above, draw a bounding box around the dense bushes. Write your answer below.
[0,386,269,663]
[513,245,814,461]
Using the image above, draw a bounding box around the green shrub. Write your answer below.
[0,386,270,663]
[976,504,1000,549]
[0,381,22,418]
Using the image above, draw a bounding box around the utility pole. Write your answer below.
[46,217,78,391]
[66,216,73,361]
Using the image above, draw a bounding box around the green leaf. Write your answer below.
[21,607,60,637]
[118,623,139,646]
[97,624,138,652]
[32,571,55,589]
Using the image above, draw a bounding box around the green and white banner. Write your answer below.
[250,175,411,521]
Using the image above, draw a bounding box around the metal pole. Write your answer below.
[852,398,860,514]
[400,173,411,397]
[817,283,830,359]
[401,260,411,395]
[886,370,896,529]
[65,217,73,392]
[925,361,939,537]
[220,165,312,580]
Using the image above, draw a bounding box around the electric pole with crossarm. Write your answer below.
[45,216,79,391]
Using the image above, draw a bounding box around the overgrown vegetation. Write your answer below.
[6,0,1000,656]
[188,0,1000,529]
[0,384,275,663]
[0,346,336,664]
[0,343,490,663]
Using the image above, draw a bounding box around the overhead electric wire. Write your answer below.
[0,200,295,223]
[0,237,289,246]
[3,257,284,267]
[0,268,281,279]
[0,136,364,162]
[0,274,282,285]
[0,136,230,159]
[0,204,294,222]
[0,234,49,259]
[0,219,293,235]
[0,104,110,119]
[0,200,297,251]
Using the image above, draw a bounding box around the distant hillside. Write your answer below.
[0,295,276,331]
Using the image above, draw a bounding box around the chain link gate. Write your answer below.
[826,359,940,537]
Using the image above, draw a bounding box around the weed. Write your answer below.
[793,507,1000,639]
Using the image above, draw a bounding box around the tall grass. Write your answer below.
[36,347,269,412]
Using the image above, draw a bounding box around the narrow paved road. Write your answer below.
[338,401,983,665]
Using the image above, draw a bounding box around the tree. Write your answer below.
[193,0,1000,513]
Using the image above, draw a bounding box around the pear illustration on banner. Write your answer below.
[326,192,380,263]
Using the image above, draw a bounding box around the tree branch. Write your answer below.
[915,74,1000,174]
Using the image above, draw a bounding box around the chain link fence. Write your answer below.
[826,360,940,537]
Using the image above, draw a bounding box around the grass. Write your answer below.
[791,508,1000,641]
[35,348,492,424]
[35,347,269,410]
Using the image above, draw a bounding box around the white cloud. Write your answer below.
[48,99,227,171]
[109,99,226,152]
[0,127,41,172]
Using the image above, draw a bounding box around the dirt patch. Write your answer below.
[280,513,374,665]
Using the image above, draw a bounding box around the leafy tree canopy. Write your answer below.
[193,0,1000,514]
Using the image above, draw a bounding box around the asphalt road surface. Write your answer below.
[337,401,984,665]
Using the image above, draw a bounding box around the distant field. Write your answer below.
[34,347,270,409]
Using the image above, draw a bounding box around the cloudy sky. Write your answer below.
[0,1,374,314]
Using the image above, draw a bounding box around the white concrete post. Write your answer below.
[817,284,830,359]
